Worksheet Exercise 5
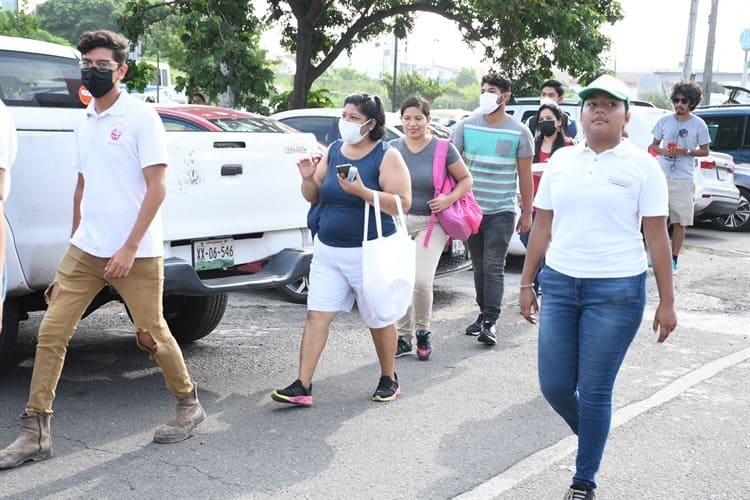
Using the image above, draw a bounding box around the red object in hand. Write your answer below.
[667,141,677,149]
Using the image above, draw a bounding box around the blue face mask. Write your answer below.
[81,68,115,98]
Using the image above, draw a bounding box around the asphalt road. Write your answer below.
[0,226,748,499]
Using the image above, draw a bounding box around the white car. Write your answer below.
[270,107,452,145]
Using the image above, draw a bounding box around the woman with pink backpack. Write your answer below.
[389,96,474,360]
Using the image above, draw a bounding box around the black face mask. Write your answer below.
[538,120,558,137]
[81,68,115,98]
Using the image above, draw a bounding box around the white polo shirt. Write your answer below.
[71,92,168,258]
[534,140,668,278]
[0,99,15,200]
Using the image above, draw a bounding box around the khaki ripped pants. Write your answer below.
[26,245,194,414]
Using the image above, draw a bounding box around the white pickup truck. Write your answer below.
[0,36,319,372]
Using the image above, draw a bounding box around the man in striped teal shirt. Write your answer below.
[451,72,534,345]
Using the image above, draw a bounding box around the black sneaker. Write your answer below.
[372,374,400,402]
[395,336,412,358]
[271,379,313,406]
[563,484,596,500]
[465,313,483,336]
[416,330,432,361]
[477,321,497,345]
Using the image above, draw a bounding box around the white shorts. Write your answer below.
[308,237,392,329]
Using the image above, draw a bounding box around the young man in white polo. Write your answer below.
[650,81,710,274]
[0,30,205,470]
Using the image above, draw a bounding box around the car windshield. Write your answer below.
[209,117,294,133]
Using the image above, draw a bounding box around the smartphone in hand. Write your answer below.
[336,163,357,181]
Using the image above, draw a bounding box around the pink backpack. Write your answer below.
[424,139,483,247]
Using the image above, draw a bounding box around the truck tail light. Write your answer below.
[700,160,715,169]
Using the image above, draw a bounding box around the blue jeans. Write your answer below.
[537,266,647,489]
[466,211,515,324]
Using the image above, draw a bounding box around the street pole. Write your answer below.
[682,0,699,81]
[392,34,398,112]
[701,0,718,103]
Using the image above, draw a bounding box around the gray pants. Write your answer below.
[466,211,515,324]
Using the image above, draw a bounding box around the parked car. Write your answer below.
[153,105,326,302]
[270,107,470,279]
[693,105,750,231]
[270,107,453,145]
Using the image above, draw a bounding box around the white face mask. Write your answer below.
[339,118,371,144]
[479,92,502,114]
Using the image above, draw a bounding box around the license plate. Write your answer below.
[716,168,727,181]
[193,238,234,271]
[451,238,465,256]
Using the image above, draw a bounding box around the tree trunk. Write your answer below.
[290,21,314,109]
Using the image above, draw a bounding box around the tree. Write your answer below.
[382,71,445,110]
[35,0,122,46]
[0,5,69,45]
[118,0,275,112]
[267,0,470,109]
[268,0,623,108]
[463,0,624,95]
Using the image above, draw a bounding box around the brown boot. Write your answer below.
[0,412,53,469]
[153,384,206,444]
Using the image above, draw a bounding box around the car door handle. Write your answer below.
[221,164,243,176]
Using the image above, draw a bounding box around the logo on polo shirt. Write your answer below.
[108,123,127,145]
[607,176,632,189]
[110,128,123,141]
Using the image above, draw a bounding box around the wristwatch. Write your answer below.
[686,148,692,156]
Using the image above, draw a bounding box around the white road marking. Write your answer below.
[454,346,750,499]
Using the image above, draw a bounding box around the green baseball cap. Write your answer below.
[579,75,630,107]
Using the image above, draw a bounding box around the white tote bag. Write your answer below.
[361,192,416,323]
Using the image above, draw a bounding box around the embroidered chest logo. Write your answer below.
[607,176,632,189]
[110,128,123,141]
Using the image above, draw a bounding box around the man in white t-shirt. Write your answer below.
[0,99,15,324]
[650,81,711,274]
[0,30,205,471]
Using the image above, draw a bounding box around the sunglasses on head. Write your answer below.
[671,97,690,104]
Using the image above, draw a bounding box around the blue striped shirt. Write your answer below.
[451,113,533,214]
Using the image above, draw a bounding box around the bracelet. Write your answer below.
[519,283,534,289]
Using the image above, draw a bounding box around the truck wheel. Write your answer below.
[711,188,750,232]
[0,298,21,374]
[275,274,309,304]
[163,293,228,344]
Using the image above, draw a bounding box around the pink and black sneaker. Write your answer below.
[271,379,313,406]
[416,330,432,361]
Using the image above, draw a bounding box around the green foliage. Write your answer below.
[462,0,623,95]
[382,71,445,111]
[641,90,671,110]
[118,0,275,113]
[123,59,157,93]
[0,5,69,45]
[35,0,122,46]
[314,67,385,106]
[269,88,334,113]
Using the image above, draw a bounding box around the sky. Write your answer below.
[329,0,750,77]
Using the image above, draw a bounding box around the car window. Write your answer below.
[0,50,84,108]
[279,116,337,144]
[210,117,292,133]
[704,116,746,151]
[160,116,205,132]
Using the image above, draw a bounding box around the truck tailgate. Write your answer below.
[162,131,319,241]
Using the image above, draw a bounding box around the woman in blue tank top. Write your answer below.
[271,93,412,406]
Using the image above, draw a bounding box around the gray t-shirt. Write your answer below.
[389,136,460,216]
[652,113,711,179]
